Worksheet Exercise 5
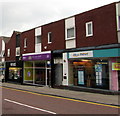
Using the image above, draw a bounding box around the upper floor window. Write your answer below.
[86,21,93,37]
[16,34,20,47]
[67,27,75,39]
[35,35,41,44]
[1,50,5,57]
[118,16,120,30]
[0,50,5,57]
[24,38,27,48]
[16,47,20,56]
[48,32,52,44]
[7,49,10,57]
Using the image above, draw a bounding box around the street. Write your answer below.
[1,86,119,115]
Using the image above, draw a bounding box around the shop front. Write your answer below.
[0,62,5,82]
[5,61,23,83]
[63,48,120,91]
[22,52,51,86]
[69,58,109,89]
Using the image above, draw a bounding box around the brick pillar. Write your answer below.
[109,58,119,91]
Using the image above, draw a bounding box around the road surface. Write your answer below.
[1,86,119,115]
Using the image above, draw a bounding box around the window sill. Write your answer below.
[66,37,75,41]
[48,42,52,44]
[86,34,93,37]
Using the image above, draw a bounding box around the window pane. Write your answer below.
[36,36,41,44]
[48,32,52,43]
[86,22,93,36]
[118,16,120,29]
[16,34,20,47]
[24,38,27,48]
[7,49,10,57]
[67,28,75,38]
[88,23,92,35]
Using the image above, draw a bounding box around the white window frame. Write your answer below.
[86,21,93,37]
[0,50,5,57]
[7,49,10,57]
[66,27,75,40]
[24,38,27,48]
[117,16,120,31]
[48,32,52,44]
[35,35,41,44]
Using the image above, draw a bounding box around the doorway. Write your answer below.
[54,64,63,86]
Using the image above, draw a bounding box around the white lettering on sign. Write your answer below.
[10,63,16,67]
[69,51,93,58]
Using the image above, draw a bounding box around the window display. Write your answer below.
[71,58,109,89]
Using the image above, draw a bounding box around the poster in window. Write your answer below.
[78,71,84,85]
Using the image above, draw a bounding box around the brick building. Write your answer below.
[5,2,120,91]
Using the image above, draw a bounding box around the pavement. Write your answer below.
[1,82,120,106]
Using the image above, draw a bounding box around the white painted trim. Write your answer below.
[35,27,41,36]
[22,51,51,56]
[116,3,119,31]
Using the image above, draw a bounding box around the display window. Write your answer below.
[24,60,51,86]
[70,58,109,89]
[9,67,22,80]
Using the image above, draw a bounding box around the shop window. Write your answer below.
[48,32,52,44]
[9,67,21,80]
[35,35,41,44]
[86,21,93,37]
[71,59,109,89]
[7,49,10,57]
[66,27,75,39]
[95,64,102,85]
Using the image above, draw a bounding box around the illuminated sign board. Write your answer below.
[69,51,93,59]
[112,63,120,71]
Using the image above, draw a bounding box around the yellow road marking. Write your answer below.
[1,86,120,109]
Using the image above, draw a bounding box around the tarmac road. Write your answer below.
[2,87,119,115]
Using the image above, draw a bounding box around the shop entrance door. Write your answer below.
[54,64,63,86]
[35,69,46,85]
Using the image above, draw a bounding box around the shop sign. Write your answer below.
[10,63,16,67]
[0,68,5,70]
[112,63,120,71]
[22,53,51,61]
[69,51,93,59]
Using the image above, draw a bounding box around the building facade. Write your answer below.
[0,36,10,80]
[5,2,120,91]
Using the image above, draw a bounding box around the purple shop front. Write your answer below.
[22,53,51,61]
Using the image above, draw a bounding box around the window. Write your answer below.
[35,36,41,44]
[67,27,75,39]
[24,38,27,48]
[7,49,10,57]
[48,32,52,44]
[86,22,93,37]
[118,16,120,30]
[0,50,5,57]
[16,47,20,56]
[16,34,20,47]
